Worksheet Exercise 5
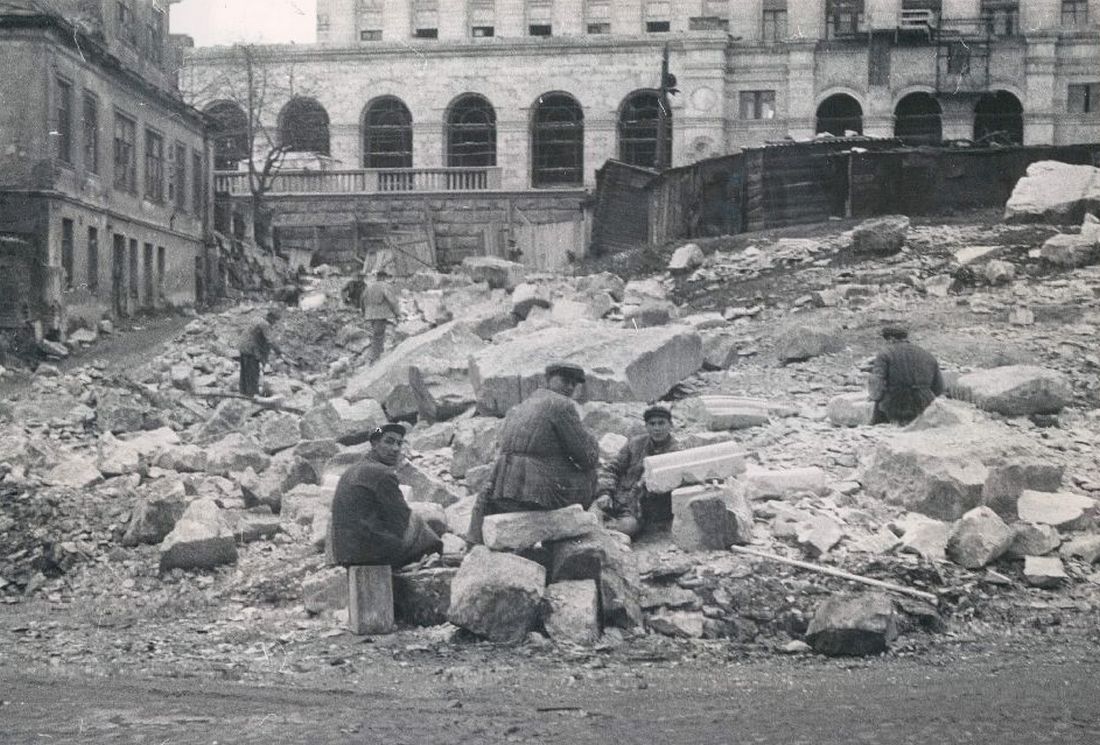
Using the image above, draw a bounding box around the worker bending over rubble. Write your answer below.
[328,423,443,568]
[868,324,945,426]
[468,362,600,543]
[359,269,401,363]
[590,405,679,537]
[238,307,283,397]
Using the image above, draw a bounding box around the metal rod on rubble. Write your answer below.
[728,545,940,605]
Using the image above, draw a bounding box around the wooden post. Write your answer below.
[347,565,395,634]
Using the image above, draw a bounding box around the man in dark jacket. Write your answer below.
[869,325,945,425]
[328,423,443,567]
[238,308,283,396]
[468,363,599,543]
[591,405,679,537]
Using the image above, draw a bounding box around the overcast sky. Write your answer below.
[170,0,317,46]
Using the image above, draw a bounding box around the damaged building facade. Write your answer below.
[0,1,209,339]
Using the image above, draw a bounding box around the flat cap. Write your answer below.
[882,325,909,340]
[643,405,672,422]
[369,422,408,442]
[545,362,586,383]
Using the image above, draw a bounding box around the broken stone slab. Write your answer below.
[898,517,951,561]
[408,365,477,423]
[193,398,255,444]
[668,243,705,272]
[447,545,546,644]
[644,441,747,493]
[450,417,502,478]
[510,282,552,320]
[1004,161,1100,224]
[461,256,526,291]
[826,393,874,427]
[223,508,281,543]
[698,395,770,431]
[1006,522,1062,559]
[701,332,740,370]
[1016,490,1099,531]
[95,389,147,434]
[396,459,464,507]
[775,326,844,364]
[981,460,1064,518]
[1023,556,1067,588]
[240,451,318,513]
[469,324,702,417]
[259,413,302,454]
[547,531,643,630]
[946,506,1015,569]
[303,567,347,614]
[281,484,331,526]
[205,433,271,477]
[903,398,981,432]
[97,433,145,477]
[744,466,828,500]
[300,398,386,444]
[599,432,628,461]
[850,215,909,257]
[169,365,193,391]
[797,515,845,558]
[157,444,207,473]
[982,259,1015,285]
[849,527,902,555]
[805,593,898,656]
[622,278,667,305]
[1041,233,1100,268]
[158,498,238,572]
[406,421,457,452]
[43,456,102,489]
[1060,535,1100,564]
[671,486,742,552]
[444,495,477,539]
[647,610,705,639]
[949,365,1072,416]
[542,580,600,645]
[861,424,1040,521]
[123,491,187,547]
[481,504,599,552]
[408,502,448,536]
[393,567,458,627]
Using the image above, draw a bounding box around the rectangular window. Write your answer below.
[646,21,671,32]
[128,238,138,300]
[529,24,552,36]
[192,151,203,215]
[470,0,494,34]
[113,112,136,193]
[172,142,187,210]
[586,0,610,32]
[156,245,166,299]
[360,29,382,40]
[763,9,788,42]
[55,78,72,164]
[472,25,495,37]
[87,227,99,292]
[947,42,971,74]
[61,218,74,290]
[826,0,864,38]
[148,7,165,66]
[143,242,154,305]
[144,128,164,202]
[412,0,439,35]
[528,0,552,33]
[1062,0,1088,26]
[587,22,610,33]
[413,27,439,38]
[1068,83,1100,113]
[82,94,98,174]
[739,90,777,120]
[689,16,730,30]
[981,0,1018,36]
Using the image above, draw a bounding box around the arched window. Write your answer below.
[363,97,413,169]
[816,94,863,136]
[618,90,671,169]
[205,100,248,170]
[894,93,942,145]
[446,94,496,167]
[974,91,1023,145]
[531,92,584,187]
[278,97,330,155]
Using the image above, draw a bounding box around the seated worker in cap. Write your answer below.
[468,362,600,543]
[868,325,945,426]
[590,405,679,537]
[328,423,443,568]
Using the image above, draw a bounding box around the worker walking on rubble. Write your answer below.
[238,307,283,397]
[360,269,401,364]
[868,324,945,425]
[328,423,444,568]
[467,362,600,544]
[590,405,680,537]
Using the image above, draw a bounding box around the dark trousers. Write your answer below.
[239,353,261,396]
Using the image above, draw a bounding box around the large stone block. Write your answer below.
[450,417,501,478]
[461,256,526,290]
[949,365,1072,416]
[205,433,271,476]
[240,451,317,512]
[97,433,145,477]
[447,546,546,644]
[826,393,874,427]
[482,505,599,551]
[850,215,909,256]
[1004,161,1100,224]
[547,531,643,630]
[393,567,458,627]
[123,489,187,547]
[1016,490,1099,531]
[946,506,1014,569]
[698,395,770,431]
[445,495,477,539]
[158,498,238,572]
[95,389,146,434]
[408,364,476,423]
[1061,535,1100,564]
[259,413,302,454]
[643,441,748,493]
[1023,556,1067,588]
[542,580,600,645]
[668,243,704,272]
[43,456,102,489]
[469,325,703,417]
[744,466,827,500]
[670,487,741,552]
[396,460,464,507]
[981,460,1064,517]
[1006,522,1062,559]
[805,593,898,657]
[775,326,844,364]
[903,398,980,432]
[157,444,207,473]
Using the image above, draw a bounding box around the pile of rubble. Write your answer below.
[3,195,1100,660]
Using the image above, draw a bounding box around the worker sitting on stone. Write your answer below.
[328,423,443,568]
[238,307,283,397]
[591,404,680,537]
[868,324,945,426]
[467,362,600,543]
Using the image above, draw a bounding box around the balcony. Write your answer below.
[213,166,504,196]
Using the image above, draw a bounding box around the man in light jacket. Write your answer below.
[360,270,401,363]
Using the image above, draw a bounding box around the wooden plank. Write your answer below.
[347,565,395,635]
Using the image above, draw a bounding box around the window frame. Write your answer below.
[82,93,99,174]
[446,94,497,168]
[531,93,585,188]
[363,97,414,170]
[739,90,777,120]
[87,226,99,293]
[113,111,137,194]
[172,141,187,210]
[55,77,73,164]
[1061,0,1088,27]
[144,127,165,203]
[61,218,75,291]
[762,9,788,43]
[1068,82,1100,114]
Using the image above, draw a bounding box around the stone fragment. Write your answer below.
[1082,212,1100,244]
[510,282,552,319]
[205,433,270,476]
[647,611,705,639]
[450,417,501,478]
[744,466,827,500]
[470,325,702,417]
[408,364,476,423]
[698,395,770,431]
[447,546,546,644]
[849,527,902,555]
[1061,535,1100,564]
[644,441,747,493]
[461,256,526,290]
[260,413,302,454]
[668,243,705,272]
[43,456,102,489]
[1040,233,1099,268]
[599,432,629,461]
[826,392,874,427]
[158,498,238,572]
[805,593,898,656]
[1006,522,1062,559]
[123,491,187,547]
[903,398,980,432]
[622,278,667,304]
[575,271,626,302]
[982,259,1015,284]
[396,459,463,507]
[303,567,348,614]
[548,531,643,630]
[223,508,281,543]
[1016,490,1099,530]
[946,506,1014,569]
[157,444,207,473]
[1004,161,1100,224]
[850,215,909,256]
[444,495,477,538]
[393,567,458,627]
[981,461,1064,517]
[482,505,599,551]
[797,515,845,558]
[949,365,1072,416]
[775,326,843,363]
[408,501,448,536]
[671,487,739,551]
[1023,556,1067,588]
[701,332,740,370]
[97,433,145,477]
[95,389,146,434]
[542,580,600,645]
[898,518,951,561]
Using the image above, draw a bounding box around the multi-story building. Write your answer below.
[0,0,209,338]
[181,0,1100,265]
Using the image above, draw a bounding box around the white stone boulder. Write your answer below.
[510,282,552,319]
[850,215,909,256]
[599,432,629,461]
[949,365,1072,416]
[982,259,1015,285]
[1061,535,1100,564]
[670,486,749,552]
[797,515,845,558]
[644,441,748,493]
[775,326,844,363]
[469,324,702,417]
[447,545,546,644]
[981,460,1064,517]
[542,580,600,645]
[482,505,599,551]
[122,484,187,547]
[259,413,303,454]
[548,531,643,630]
[744,466,828,500]
[805,594,898,657]
[43,456,102,489]
[898,517,951,561]
[1040,233,1098,268]
[826,393,874,427]
[158,498,238,572]
[903,398,981,432]
[169,365,193,391]
[1006,522,1061,559]
[1016,490,1098,530]
[1004,161,1100,224]
[946,506,1014,569]
[701,332,740,370]
[461,256,526,290]
[205,433,270,476]
[1023,556,1067,588]
[156,444,207,473]
[96,433,145,477]
[450,417,501,478]
[668,243,705,272]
